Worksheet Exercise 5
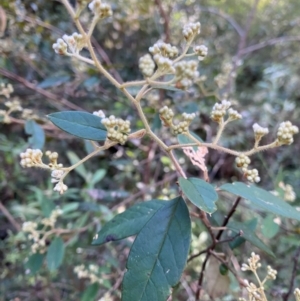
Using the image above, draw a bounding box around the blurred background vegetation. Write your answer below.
[0,0,300,300]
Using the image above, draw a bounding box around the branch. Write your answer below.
[282,246,300,301]
[0,67,83,111]
[199,6,244,38]
[154,0,171,43]
[241,35,300,55]
[0,201,21,232]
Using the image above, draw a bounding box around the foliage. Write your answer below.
[1,1,300,301]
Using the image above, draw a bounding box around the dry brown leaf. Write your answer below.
[183,146,208,172]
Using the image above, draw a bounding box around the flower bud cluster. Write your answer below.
[102,115,131,144]
[41,208,63,228]
[215,62,235,89]
[159,106,174,126]
[295,288,300,301]
[21,108,38,120]
[0,83,13,98]
[88,0,112,18]
[20,149,66,193]
[45,150,63,169]
[172,112,196,134]
[74,264,103,284]
[245,168,260,183]
[51,170,68,194]
[252,123,269,141]
[273,181,296,202]
[22,221,46,254]
[183,22,201,41]
[236,154,260,182]
[4,99,22,111]
[235,154,251,171]
[52,38,68,55]
[193,45,208,61]
[149,41,178,58]
[153,55,175,73]
[93,110,106,118]
[241,252,261,272]
[53,32,86,55]
[174,60,199,89]
[276,121,298,145]
[266,265,277,280]
[139,54,155,77]
[20,149,44,168]
[159,106,196,134]
[210,99,231,123]
[228,108,242,120]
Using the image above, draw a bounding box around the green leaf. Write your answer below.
[177,132,203,151]
[48,111,107,141]
[25,253,45,274]
[46,237,65,271]
[90,169,106,186]
[220,182,300,221]
[151,84,185,92]
[66,151,87,180]
[227,220,275,257]
[229,218,257,250]
[62,202,79,214]
[122,197,191,301]
[25,120,45,149]
[262,214,279,239]
[179,177,218,213]
[92,200,166,245]
[37,75,70,88]
[81,283,99,301]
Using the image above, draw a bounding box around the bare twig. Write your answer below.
[282,246,300,301]
[199,6,244,38]
[0,201,21,231]
[0,67,84,111]
[154,0,171,43]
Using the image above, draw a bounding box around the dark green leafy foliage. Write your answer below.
[220,182,300,221]
[122,197,191,301]
[46,237,65,271]
[48,111,107,141]
[179,177,218,213]
[25,120,45,149]
[92,200,166,245]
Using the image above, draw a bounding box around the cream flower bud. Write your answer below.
[253,123,269,136]
[194,45,208,61]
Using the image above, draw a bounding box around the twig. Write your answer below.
[199,6,244,38]
[0,201,21,231]
[154,0,171,43]
[0,67,83,111]
[216,197,241,240]
[282,246,300,301]
[209,250,247,287]
[241,35,300,55]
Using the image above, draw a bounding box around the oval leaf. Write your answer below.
[227,220,275,257]
[92,200,166,245]
[25,119,45,149]
[179,177,218,213]
[220,182,300,221]
[48,111,107,141]
[46,236,65,271]
[25,253,45,274]
[122,197,191,301]
[81,283,100,301]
